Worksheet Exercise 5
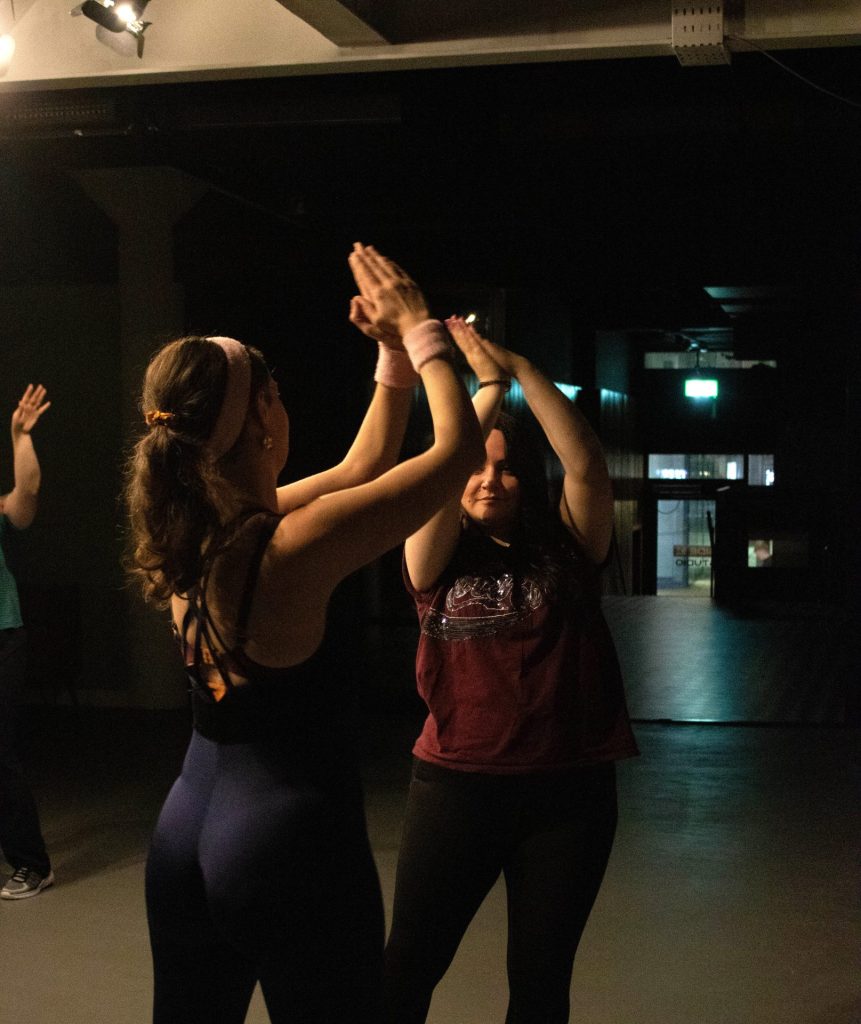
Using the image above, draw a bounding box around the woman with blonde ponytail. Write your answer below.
[126,244,483,1024]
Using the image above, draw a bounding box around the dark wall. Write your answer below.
[0,165,125,695]
[2,47,859,701]
[636,367,779,454]
[598,389,643,596]
[634,329,852,490]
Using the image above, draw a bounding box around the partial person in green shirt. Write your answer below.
[0,383,53,900]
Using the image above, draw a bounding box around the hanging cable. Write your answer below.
[726,34,861,112]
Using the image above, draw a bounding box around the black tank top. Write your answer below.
[178,511,351,748]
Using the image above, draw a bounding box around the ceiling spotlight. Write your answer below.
[73,0,151,58]
[80,0,143,32]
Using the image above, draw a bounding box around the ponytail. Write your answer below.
[124,336,270,606]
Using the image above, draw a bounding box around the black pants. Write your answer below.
[384,758,618,1024]
[0,628,50,877]
[146,729,385,1024]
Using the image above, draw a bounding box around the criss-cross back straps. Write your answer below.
[234,513,282,644]
[184,512,282,697]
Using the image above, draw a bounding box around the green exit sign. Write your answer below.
[685,378,718,399]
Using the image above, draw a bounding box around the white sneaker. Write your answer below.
[0,867,55,900]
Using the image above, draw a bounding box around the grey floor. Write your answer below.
[3,597,860,1024]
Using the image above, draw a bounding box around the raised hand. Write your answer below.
[11,384,50,436]
[349,295,403,350]
[348,243,430,343]
[445,317,506,381]
[445,317,525,379]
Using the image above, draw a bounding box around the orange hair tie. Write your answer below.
[145,410,176,428]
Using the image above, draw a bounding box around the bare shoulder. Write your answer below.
[240,509,332,665]
[263,504,340,597]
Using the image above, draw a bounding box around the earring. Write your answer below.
[262,435,274,450]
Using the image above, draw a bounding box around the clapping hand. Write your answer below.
[11,384,50,436]
[348,243,430,350]
[445,317,525,380]
[348,295,403,349]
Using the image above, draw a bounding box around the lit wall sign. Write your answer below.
[684,378,718,399]
[673,544,712,567]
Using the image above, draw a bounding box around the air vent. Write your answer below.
[0,93,122,137]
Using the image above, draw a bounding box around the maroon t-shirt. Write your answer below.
[404,539,639,774]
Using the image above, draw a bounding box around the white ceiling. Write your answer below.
[0,0,859,92]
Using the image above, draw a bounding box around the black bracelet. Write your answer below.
[477,378,512,392]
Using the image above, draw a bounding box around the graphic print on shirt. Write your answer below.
[422,571,545,641]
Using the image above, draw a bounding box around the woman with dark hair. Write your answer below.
[125,245,483,1024]
[384,318,639,1024]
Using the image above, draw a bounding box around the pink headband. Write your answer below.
[206,336,251,459]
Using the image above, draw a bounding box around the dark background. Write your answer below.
[0,46,858,703]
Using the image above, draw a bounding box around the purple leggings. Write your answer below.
[146,729,384,1024]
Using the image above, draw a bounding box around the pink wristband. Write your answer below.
[402,319,452,373]
[374,343,420,389]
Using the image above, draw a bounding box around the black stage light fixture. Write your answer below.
[73,0,151,58]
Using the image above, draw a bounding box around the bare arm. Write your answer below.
[2,385,50,530]
[475,332,614,564]
[276,283,417,512]
[404,315,508,591]
[276,383,413,513]
[274,351,482,597]
[271,246,484,594]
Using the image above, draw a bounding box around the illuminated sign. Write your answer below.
[673,544,712,567]
[685,378,718,399]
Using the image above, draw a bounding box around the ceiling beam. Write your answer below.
[1,1,860,92]
[273,1,389,47]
